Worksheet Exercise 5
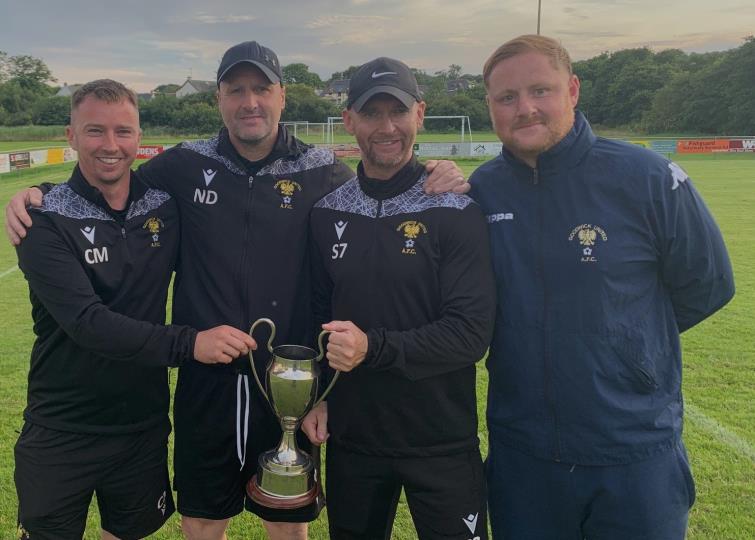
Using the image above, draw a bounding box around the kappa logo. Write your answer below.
[487,212,514,223]
[462,512,479,535]
[203,168,217,186]
[668,162,688,191]
[372,71,397,78]
[80,225,96,245]
[568,224,608,263]
[334,220,348,240]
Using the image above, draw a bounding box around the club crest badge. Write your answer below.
[274,179,302,209]
[568,224,607,263]
[397,220,427,255]
[143,217,165,247]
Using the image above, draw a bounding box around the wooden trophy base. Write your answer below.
[246,474,321,510]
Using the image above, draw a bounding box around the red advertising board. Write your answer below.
[728,139,755,152]
[676,140,730,153]
[9,152,31,170]
[137,145,164,159]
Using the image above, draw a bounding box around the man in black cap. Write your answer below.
[303,57,495,540]
[4,43,468,540]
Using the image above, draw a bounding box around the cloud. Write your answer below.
[563,7,589,20]
[191,13,258,24]
[306,14,390,29]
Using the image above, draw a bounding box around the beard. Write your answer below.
[361,137,410,172]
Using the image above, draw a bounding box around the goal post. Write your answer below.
[325,115,472,145]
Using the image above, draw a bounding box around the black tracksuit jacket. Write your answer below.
[310,158,496,457]
[16,167,195,434]
[137,126,354,372]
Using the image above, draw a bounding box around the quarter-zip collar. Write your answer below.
[499,110,596,179]
[68,164,145,220]
[217,124,311,175]
[357,156,425,201]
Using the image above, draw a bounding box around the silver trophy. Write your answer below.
[246,318,339,508]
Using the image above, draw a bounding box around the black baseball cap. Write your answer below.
[217,41,282,86]
[346,57,422,112]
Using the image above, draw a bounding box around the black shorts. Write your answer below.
[14,420,174,540]
[326,444,488,540]
[173,361,322,522]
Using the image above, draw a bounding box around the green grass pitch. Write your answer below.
[0,153,753,538]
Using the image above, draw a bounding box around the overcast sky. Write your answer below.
[2,0,753,92]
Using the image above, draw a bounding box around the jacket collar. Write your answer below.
[357,156,425,201]
[500,110,596,176]
[69,165,146,217]
[216,124,311,173]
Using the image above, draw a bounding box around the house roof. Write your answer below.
[178,79,216,94]
[55,84,83,97]
[446,79,471,93]
[325,79,350,94]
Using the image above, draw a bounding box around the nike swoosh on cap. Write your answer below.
[371,71,397,78]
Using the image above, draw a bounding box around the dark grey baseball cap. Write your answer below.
[217,41,282,86]
[346,57,422,112]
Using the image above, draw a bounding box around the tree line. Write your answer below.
[1,37,753,135]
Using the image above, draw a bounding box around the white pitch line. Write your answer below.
[0,265,18,279]
[686,403,755,464]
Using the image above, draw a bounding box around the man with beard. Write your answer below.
[469,35,734,539]
[5,43,467,540]
[302,57,495,540]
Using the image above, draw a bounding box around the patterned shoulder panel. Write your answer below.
[127,189,172,220]
[258,147,337,176]
[380,173,474,217]
[181,136,246,175]
[314,176,377,218]
[40,184,113,221]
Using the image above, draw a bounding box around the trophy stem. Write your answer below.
[274,419,301,467]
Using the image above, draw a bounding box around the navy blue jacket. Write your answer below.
[470,112,734,465]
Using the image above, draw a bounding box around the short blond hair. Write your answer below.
[71,79,138,111]
[483,35,572,88]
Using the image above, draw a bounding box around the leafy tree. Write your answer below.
[152,84,180,95]
[179,91,216,108]
[0,51,9,83]
[171,102,222,134]
[282,63,322,88]
[425,87,490,132]
[643,37,755,134]
[32,96,70,125]
[281,83,340,122]
[0,51,56,125]
[139,94,181,128]
[447,64,462,80]
[328,66,360,82]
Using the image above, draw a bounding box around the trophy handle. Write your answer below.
[248,318,276,403]
[312,330,340,408]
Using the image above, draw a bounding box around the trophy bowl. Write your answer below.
[246,318,338,509]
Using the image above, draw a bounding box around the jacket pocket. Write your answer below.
[609,332,660,394]
[676,441,697,508]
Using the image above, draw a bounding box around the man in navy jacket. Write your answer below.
[469,35,734,539]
